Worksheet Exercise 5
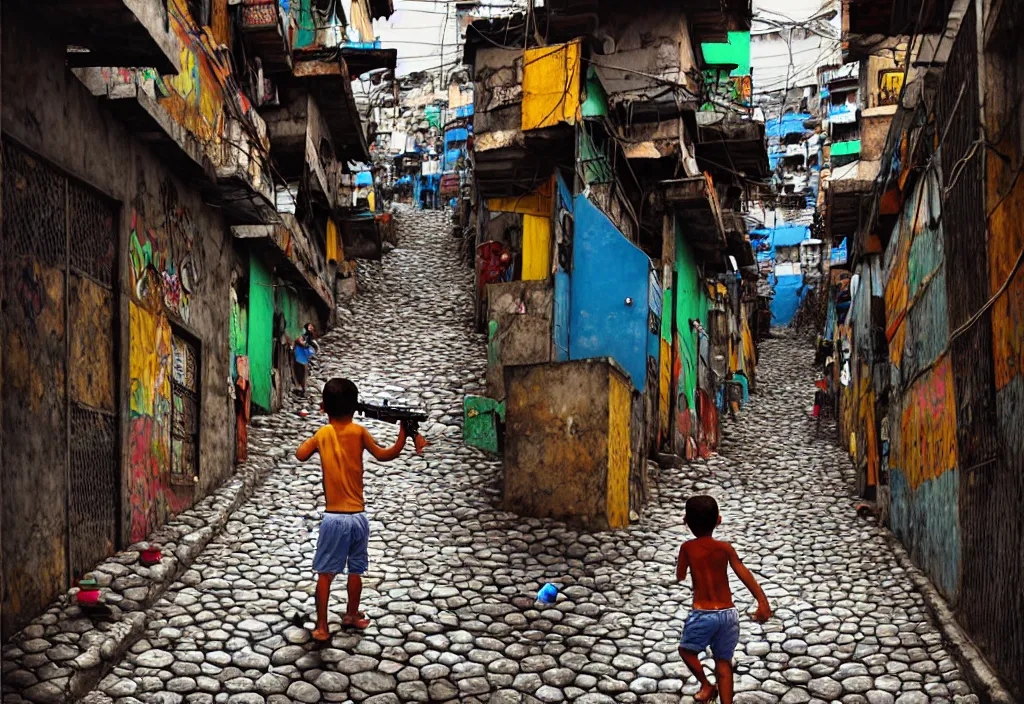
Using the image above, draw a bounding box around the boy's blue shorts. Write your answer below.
[313,512,369,575]
[680,607,740,660]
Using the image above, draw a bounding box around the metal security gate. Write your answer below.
[1,139,120,638]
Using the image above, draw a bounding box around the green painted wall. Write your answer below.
[832,139,862,156]
[582,67,609,118]
[674,223,710,411]
[701,32,751,75]
[248,255,274,411]
[661,287,673,342]
[276,286,304,341]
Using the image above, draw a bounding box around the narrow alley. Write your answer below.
[67,209,975,704]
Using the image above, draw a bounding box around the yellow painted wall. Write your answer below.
[658,338,671,443]
[487,177,553,216]
[326,218,340,265]
[522,214,552,280]
[522,41,582,131]
[606,371,632,529]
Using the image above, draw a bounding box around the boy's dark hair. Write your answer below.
[684,495,719,537]
[323,378,358,418]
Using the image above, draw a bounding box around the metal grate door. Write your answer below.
[1,140,119,637]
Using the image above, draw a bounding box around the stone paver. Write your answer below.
[7,207,977,704]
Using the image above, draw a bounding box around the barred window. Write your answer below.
[170,331,200,485]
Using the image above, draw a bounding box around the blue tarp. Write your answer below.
[355,171,373,186]
[766,113,812,138]
[831,238,848,265]
[771,274,805,325]
[750,225,810,250]
[444,127,468,144]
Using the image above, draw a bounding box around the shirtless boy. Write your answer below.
[677,495,773,703]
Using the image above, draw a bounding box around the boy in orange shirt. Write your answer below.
[677,495,772,704]
[296,378,408,641]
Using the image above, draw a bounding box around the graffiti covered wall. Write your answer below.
[125,171,235,542]
[881,166,961,600]
[2,2,237,580]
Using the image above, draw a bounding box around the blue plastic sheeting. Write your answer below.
[749,225,811,252]
[455,104,474,118]
[771,274,805,325]
[444,127,468,143]
[443,147,464,170]
[750,224,810,251]
[766,113,811,138]
[831,238,848,264]
[355,171,373,186]
[569,195,652,391]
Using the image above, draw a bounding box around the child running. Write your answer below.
[677,495,772,703]
[295,378,408,641]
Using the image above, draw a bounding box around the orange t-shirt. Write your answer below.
[309,421,369,513]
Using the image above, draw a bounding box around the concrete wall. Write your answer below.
[503,359,631,529]
[1,8,235,635]
[485,280,554,399]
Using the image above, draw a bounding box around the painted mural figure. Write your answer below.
[295,379,410,641]
[676,495,772,704]
[292,323,319,395]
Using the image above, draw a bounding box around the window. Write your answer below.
[170,331,200,485]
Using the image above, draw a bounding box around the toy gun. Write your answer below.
[356,401,429,455]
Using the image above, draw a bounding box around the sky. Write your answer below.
[369,0,842,94]
[373,0,526,77]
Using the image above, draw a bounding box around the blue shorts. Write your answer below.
[680,608,740,660]
[313,512,369,575]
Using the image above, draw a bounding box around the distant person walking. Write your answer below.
[293,323,319,395]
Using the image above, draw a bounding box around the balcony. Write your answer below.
[240,0,294,74]
[74,68,276,224]
[694,114,770,180]
[232,215,335,310]
[293,53,370,162]
[658,175,728,257]
[339,40,398,78]
[17,0,180,74]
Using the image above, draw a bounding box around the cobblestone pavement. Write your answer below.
[80,208,975,704]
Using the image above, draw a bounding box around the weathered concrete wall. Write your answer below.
[472,47,524,149]
[503,359,631,529]
[485,280,554,399]
[1,7,235,635]
[860,108,895,163]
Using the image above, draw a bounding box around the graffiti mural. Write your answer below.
[895,356,958,491]
[103,0,270,191]
[125,177,206,542]
[128,182,205,324]
[128,302,192,541]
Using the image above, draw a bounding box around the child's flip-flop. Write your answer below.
[342,611,370,630]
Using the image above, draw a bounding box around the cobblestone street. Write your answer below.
[77,208,976,704]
